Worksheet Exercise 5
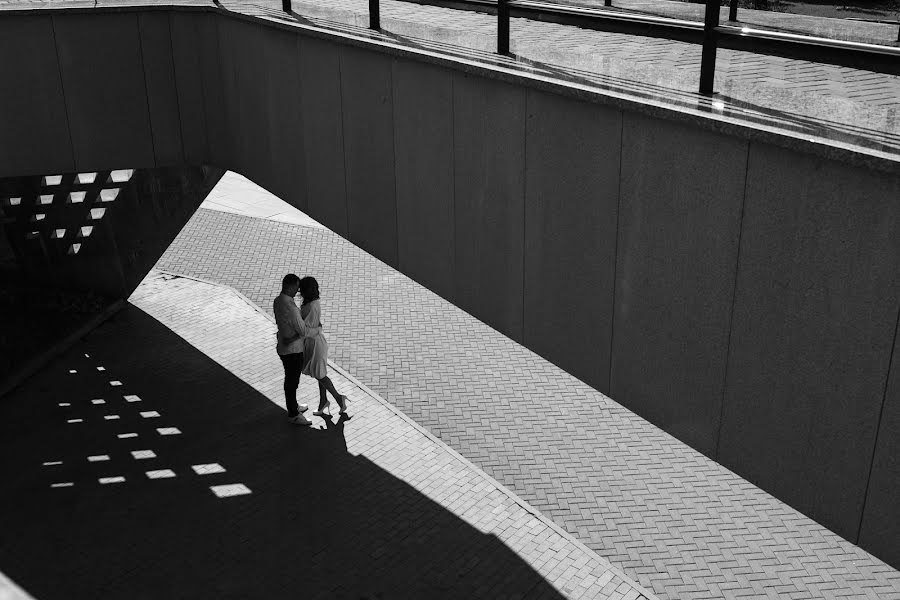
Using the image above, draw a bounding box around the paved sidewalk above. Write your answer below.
[235,0,900,157]
[0,270,652,600]
[1,0,897,157]
[157,204,900,600]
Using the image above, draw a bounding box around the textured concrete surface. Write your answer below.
[149,178,900,599]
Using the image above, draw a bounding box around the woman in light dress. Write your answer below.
[298,276,350,417]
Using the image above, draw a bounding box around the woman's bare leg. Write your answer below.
[318,376,349,413]
[315,379,329,414]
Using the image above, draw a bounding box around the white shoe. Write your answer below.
[287,414,311,426]
[298,404,309,413]
[338,395,350,415]
[313,406,331,417]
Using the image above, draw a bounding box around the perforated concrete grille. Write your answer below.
[1,169,132,258]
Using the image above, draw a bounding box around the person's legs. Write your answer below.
[319,376,349,413]
[316,379,329,414]
[280,353,304,417]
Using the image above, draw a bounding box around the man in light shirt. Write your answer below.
[274,273,322,426]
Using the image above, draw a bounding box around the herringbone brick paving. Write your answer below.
[155,207,900,600]
[1,270,651,599]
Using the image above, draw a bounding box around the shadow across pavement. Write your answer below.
[0,305,567,600]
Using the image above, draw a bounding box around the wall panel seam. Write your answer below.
[49,14,78,170]
[136,13,159,167]
[210,13,226,167]
[167,12,188,165]
[389,58,399,269]
[857,286,900,543]
[195,16,211,165]
[449,72,456,304]
[714,138,751,461]
[521,89,530,344]
[607,110,625,394]
[339,47,351,240]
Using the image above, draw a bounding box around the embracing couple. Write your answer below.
[274,273,350,426]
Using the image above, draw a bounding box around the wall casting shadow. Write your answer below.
[0,306,566,600]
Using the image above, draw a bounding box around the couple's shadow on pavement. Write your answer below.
[0,305,567,600]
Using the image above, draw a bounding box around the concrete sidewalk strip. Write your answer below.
[129,270,656,600]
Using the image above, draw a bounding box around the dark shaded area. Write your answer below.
[0,166,223,382]
[0,269,115,380]
[0,305,565,600]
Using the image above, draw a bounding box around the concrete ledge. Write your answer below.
[0,2,897,174]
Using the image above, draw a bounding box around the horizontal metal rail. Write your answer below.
[399,0,900,76]
[718,24,900,75]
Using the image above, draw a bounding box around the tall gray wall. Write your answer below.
[1,5,899,568]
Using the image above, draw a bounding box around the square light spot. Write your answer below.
[29,213,45,222]
[77,172,97,184]
[124,395,141,402]
[96,366,105,371]
[210,484,251,498]
[42,175,62,186]
[103,414,120,420]
[99,476,125,484]
[51,482,74,488]
[109,380,122,386]
[140,411,160,418]
[78,226,93,238]
[131,450,156,460]
[91,399,105,404]
[100,189,119,202]
[68,191,86,204]
[69,369,77,374]
[58,402,71,407]
[68,243,81,255]
[146,469,176,479]
[157,427,181,436]
[90,207,106,220]
[109,169,134,183]
[39,194,54,205]
[192,463,226,475]
[88,455,110,462]
[117,432,138,439]
[51,228,66,239]
[6,197,22,206]
[42,461,63,466]
[67,418,83,424]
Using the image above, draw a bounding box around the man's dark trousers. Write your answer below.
[280,352,304,417]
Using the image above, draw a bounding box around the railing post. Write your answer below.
[498,0,510,55]
[370,0,380,30]
[728,0,738,21]
[282,0,291,12]
[699,0,719,94]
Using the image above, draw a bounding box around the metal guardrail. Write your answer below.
[280,0,900,95]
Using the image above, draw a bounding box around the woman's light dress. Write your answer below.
[301,299,329,379]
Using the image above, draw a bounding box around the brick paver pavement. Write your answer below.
[0,270,652,600]
[154,205,900,600]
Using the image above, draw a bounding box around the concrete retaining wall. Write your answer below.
[1,6,898,568]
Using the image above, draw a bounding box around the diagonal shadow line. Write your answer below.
[0,305,570,600]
